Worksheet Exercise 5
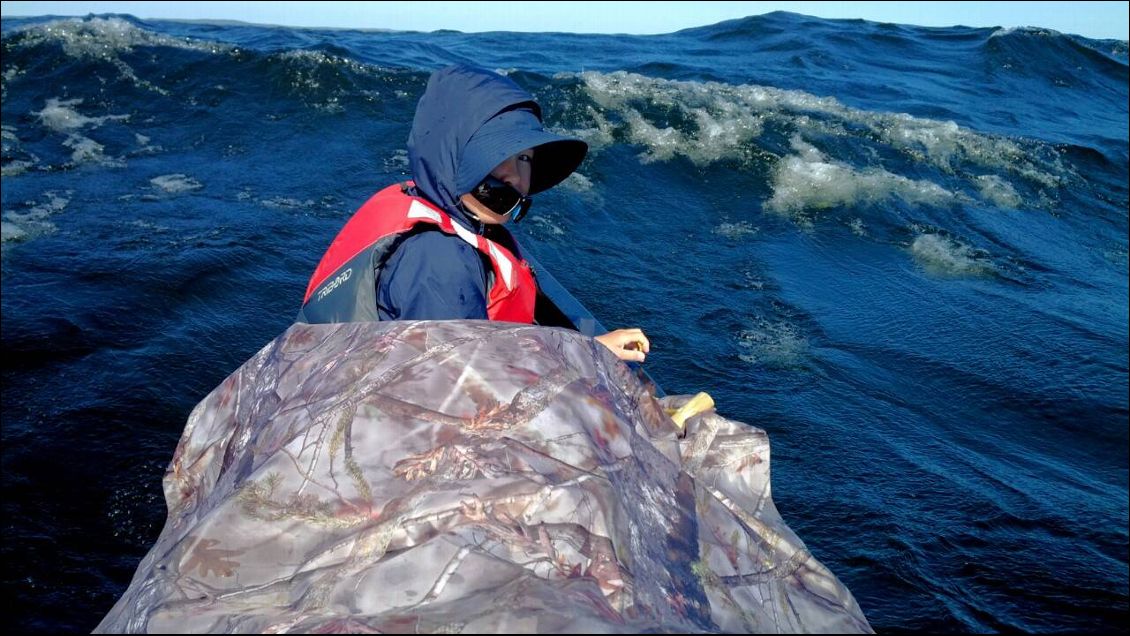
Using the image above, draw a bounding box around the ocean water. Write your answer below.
[1,11,1126,633]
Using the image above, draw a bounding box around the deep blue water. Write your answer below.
[1,11,1126,633]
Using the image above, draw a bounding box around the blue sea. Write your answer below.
[1,11,1127,633]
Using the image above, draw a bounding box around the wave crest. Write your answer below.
[569,70,1069,219]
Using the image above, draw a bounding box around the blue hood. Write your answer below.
[407,65,586,229]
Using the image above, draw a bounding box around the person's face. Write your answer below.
[460,148,535,225]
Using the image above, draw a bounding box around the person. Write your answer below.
[297,64,649,362]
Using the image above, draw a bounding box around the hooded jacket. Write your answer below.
[297,65,585,324]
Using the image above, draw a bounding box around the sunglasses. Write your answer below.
[471,176,532,222]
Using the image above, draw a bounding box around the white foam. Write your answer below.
[989,26,1063,39]
[1,160,36,177]
[572,71,1064,214]
[559,171,595,193]
[14,17,230,60]
[277,48,369,74]
[132,133,162,155]
[910,233,996,277]
[741,272,766,290]
[1,66,22,102]
[581,71,764,165]
[623,110,684,163]
[31,98,131,166]
[34,98,128,133]
[65,133,126,167]
[525,216,566,237]
[1,125,40,176]
[259,197,316,210]
[975,174,1023,208]
[150,174,203,193]
[0,221,28,243]
[713,221,759,239]
[383,149,409,173]
[881,115,963,165]
[273,49,377,113]
[867,112,1062,186]
[35,97,90,132]
[766,137,956,219]
[737,318,810,368]
[1,191,71,245]
[11,17,229,94]
[560,106,617,152]
[63,134,104,163]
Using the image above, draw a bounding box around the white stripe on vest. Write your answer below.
[488,243,514,290]
[407,200,442,223]
[409,202,515,292]
[450,220,478,248]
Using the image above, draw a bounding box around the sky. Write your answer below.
[1,1,1128,41]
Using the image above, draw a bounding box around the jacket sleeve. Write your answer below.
[376,232,489,320]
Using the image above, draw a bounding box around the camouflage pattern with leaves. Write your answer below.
[96,321,871,633]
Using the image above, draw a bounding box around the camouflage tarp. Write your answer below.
[96,321,872,633]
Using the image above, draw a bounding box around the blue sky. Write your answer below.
[2,1,1127,40]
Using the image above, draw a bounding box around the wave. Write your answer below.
[985,26,1129,78]
[3,14,1117,284]
[557,69,1076,239]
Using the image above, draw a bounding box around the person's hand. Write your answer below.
[595,328,650,363]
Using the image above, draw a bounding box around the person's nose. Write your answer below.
[496,156,531,195]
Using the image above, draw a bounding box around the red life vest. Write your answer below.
[299,183,537,324]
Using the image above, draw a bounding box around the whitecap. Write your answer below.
[910,233,996,277]
[558,171,595,193]
[150,174,203,193]
[10,17,230,94]
[1,191,71,246]
[13,16,230,59]
[974,175,1023,208]
[570,70,1065,213]
[33,98,129,134]
[766,137,956,219]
